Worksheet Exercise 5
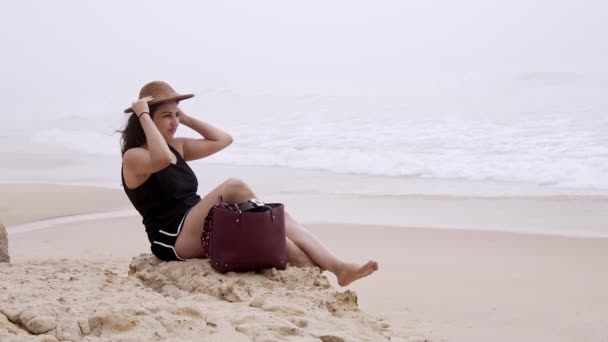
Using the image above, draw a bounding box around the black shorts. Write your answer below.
[149,208,193,261]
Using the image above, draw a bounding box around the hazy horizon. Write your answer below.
[1,0,607,117]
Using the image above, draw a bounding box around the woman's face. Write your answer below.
[151,101,180,141]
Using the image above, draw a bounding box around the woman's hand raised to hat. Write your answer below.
[131,96,154,117]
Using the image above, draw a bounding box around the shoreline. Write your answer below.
[6,207,608,240]
[2,183,608,238]
[3,152,608,198]
[5,179,608,199]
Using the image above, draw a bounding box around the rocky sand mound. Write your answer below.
[0,255,392,341]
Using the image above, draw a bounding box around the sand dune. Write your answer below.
[0,255,392,342]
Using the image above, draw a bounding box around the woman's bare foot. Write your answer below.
[336,260,379,286]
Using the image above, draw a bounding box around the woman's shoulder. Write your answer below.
[123,146,147,162]
[122,141,184,166]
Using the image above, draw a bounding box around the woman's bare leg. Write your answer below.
[175,178,259,259]
[176,177,378,286]
[286,237,316,267]
[284,211,378,286]
[176,177,315,266]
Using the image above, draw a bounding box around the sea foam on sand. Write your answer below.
[0,254,391,342]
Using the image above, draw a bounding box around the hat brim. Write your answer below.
[124,94,195,114]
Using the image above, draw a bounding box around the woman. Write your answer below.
[120,81,378,286]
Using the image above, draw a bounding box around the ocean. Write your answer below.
[4,71,606,195]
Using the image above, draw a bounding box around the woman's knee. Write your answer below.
[222,177,254,200]
[223,177,250,192]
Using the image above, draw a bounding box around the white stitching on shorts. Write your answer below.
[158,211,189,237]
[152,241,186,261]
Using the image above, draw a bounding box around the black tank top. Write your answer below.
[121,144,201,237]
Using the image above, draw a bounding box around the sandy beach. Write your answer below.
[2,182,608,341]
[3,1,608,340]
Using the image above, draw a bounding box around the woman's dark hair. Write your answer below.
[119,103,161,155]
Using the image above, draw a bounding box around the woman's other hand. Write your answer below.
[177,108,192,126]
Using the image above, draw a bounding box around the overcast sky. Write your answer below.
[0,0,606,117]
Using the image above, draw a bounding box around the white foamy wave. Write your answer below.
[30,127,120,157]
[16,71,608,192]
[204,142,608,191]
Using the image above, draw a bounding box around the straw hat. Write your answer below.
[124,81,194,113]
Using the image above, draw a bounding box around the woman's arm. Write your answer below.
[124,97,174,176]
[175,110,233,161]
